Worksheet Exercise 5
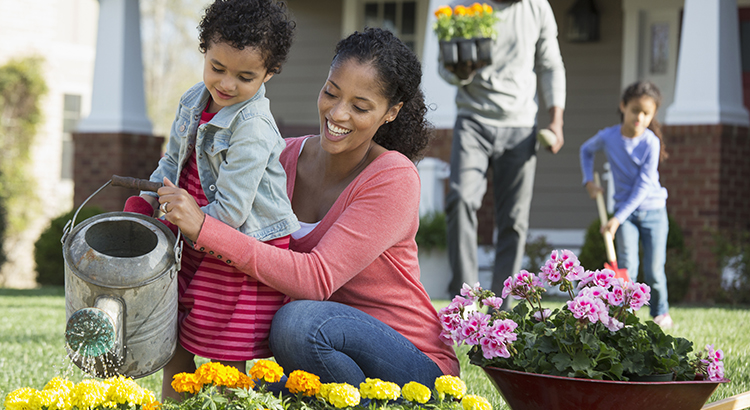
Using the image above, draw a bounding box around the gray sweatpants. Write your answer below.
[445,116,537,303]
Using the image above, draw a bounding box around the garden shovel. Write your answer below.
[594,172,629,283]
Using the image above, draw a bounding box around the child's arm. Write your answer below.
[579,131,604,187]
[199,117,283,229]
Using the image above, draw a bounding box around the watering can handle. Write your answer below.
[111,175,163,193]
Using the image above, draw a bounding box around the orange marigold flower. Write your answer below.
[249,360,285,383]
[234,373,255,390]
[143,401,162,410]
[285,370,322,396]
[196,362,240,387]
[172,372,203,394]
[434,5,452,18]
[454,5,467,16]
[469,3,483,16]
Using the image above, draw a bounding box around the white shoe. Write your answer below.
[654,313,674,329]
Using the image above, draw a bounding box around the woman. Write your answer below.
[157,27,460,387]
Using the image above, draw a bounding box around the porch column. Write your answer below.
[73,0,162,211]
[661,0,750,302]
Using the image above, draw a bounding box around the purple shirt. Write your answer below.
[580,124,668,222]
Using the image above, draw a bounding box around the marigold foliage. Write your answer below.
[285,370,321,396]
[434,375,467,400]
[401,382,431,404]
[249,360,285,383]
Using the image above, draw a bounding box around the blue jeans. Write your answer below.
[615,207,670,317]
[268,301,444,387]
[445,116,537,302]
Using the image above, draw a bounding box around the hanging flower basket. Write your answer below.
[483,366,728,410]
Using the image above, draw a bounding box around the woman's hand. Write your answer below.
[157,177,205,242]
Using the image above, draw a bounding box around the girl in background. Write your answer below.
[579,80,672,329]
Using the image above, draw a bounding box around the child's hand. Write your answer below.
[157,177,206,242]
[601,217,620,237]
[585,181,603,199]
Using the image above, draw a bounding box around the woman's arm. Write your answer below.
[159,156,421,301]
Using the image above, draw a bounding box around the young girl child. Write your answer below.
[579,80,672,329]
[123,0,298,399]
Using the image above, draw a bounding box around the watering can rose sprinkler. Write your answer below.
[62,176,182,378]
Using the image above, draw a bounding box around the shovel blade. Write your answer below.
[604,260,630,283]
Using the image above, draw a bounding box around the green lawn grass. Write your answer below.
[1,288,748,409]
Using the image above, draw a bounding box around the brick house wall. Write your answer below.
[72,133,164,211]
[660,124,750,302]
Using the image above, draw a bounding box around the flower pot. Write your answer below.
[475,37,492,65]
[439,40,459,65]
[483,366,728,410]
[456,38,477,63]
[625,372,675,382]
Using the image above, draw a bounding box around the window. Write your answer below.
[61,94,81,180]
[362,1,418,52]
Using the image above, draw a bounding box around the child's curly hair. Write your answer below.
[198,0,295,74]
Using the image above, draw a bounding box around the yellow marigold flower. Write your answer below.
[324,383,360,408]
[4,387,38,410]
[43,377,74,393]
[401,381,431,404]
[248,360,284,383]
[196,362,241,387]
[35,388,72,410]
[435,375,467,400]
[462,395,492,410]
[171,372,203,394]
[454,5,467,16]
[234,372,256,390]
[482,3,493,14]
[359,378,400,401]
[434,5,452,18]
[106,375,156,406]
[71,379,110,410]
[285,370,321,396]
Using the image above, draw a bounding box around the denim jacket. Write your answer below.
[145,81,299,241]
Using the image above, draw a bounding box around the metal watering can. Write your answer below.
[61,176,182,378]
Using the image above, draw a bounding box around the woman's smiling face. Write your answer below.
[317,58,402,155]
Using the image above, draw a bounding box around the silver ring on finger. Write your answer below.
[160,202,169,214]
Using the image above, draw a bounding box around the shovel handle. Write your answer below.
[594,172,617,263]
[111,175,163,193]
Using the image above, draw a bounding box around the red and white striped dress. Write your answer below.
[176,107,287,361]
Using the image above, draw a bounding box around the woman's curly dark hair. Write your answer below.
[199,0,295,74]
[332,28,432,161]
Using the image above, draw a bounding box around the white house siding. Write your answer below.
[530,0,624,232]
[265,0,345,136]
[0,0,98,287]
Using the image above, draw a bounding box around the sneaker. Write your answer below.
[653,313,674,329]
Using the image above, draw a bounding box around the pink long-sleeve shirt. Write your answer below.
[194,136,460,377]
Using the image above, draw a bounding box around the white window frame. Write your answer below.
[341,0,429,59]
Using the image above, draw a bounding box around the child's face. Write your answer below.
[203,41,274,113]
[316,58,402,156]
[619,95,657,138]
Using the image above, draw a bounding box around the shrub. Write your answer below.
[523,234,554,272]
[577,213,693,304]
[416,212,447,252]
[713,230,750,304]
[0,191,7,269]
[34,206,104,286]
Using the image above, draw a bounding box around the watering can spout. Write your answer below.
[65,296,124,377]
